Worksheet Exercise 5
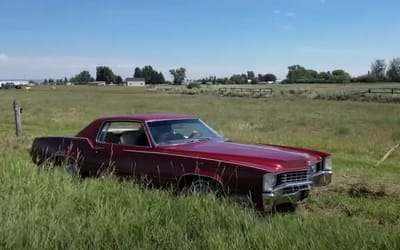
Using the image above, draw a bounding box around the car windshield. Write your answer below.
[147,119,223,145]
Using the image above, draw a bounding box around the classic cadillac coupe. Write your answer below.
[31,114,332,211]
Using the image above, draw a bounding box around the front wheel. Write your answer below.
[186,178,222,196]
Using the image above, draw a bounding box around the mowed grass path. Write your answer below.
[0,86,399,249]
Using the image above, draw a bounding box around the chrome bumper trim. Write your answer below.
[310,170,332,186]
[262,181,312,212]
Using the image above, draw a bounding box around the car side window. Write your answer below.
[97,121,150,147]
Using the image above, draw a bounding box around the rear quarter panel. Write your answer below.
[31,137,95,166]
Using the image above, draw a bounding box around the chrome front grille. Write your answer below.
[277,170,309,185]
[281,185,310,195]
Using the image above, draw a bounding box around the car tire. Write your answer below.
[61,157,80,177]
[186,178,222,196]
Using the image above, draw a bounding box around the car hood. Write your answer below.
[162,140,322,172]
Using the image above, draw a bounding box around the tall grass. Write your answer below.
[0,156,399,249]
[159,83,400,103]
[0,86,400,249]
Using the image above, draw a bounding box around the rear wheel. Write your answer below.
[60,157,80,177]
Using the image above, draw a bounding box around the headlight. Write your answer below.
[263,173,277,192]
[309,163,317,175]
[323,156,332,171]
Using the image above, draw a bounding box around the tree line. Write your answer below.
[353,58,400,82]
[196,72,277,85]
[283,58,400,84]
[285,65,351,84]
[133,66,165,84]
[42,66,187,85]
[195,57,400,85]
[73,66,187,85]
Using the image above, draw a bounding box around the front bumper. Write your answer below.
[310,170,332,186]
[262,170,332,212]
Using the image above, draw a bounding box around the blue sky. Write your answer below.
[0,0,399,80]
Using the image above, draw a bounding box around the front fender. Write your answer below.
[178,170,224,192]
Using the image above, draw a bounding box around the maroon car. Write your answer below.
[31,114,332,211]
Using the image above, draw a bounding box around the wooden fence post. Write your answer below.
[13,100,22,137]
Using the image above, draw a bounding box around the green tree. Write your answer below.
[216,77,229,84]
[96,66,115,84]
[286,65,314,83]
[332,69,346,76]
[159,72,165,83]
[331,69,351,83]
[151,71,165,84]
[134,67,143,78]
[318,71,331,80]
[247,71,255,79]
[230,74,247,84]
[386,58,400,82]
[307,69,318,79]
[134,66,165,84]
[169,67,186,85]
[352,73,375,83]
[286,65,350,83]
[264,73,277,82]
[247,71,257,84]
[370,59,387,81]
[115,75,123,84]
[258,73,277,82]
[142,65,154,84]
[71,70,92,84]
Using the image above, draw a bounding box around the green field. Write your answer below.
[158,82,400,103]
[1,85,399,249]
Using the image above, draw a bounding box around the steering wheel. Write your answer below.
[188,130,202,139]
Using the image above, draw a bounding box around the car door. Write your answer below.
[91,120,172,187]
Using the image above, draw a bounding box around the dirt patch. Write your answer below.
[347,182,387,199]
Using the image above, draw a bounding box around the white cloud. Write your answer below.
[286,12,296,17]
[273,10,281,15]
[0,53,9,62]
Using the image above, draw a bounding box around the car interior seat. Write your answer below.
[119,131,139,145]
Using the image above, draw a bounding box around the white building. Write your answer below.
[0,80,29,86]
[88,81,106,86]
[126,78,145,87]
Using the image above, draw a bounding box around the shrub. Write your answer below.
[187,83,201,89]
